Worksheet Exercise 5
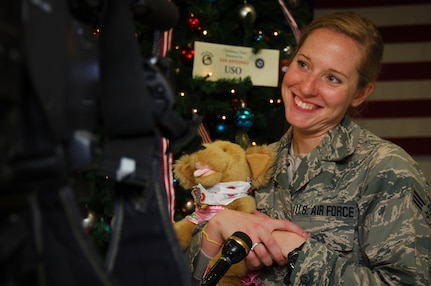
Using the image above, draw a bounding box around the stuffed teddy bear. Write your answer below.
[173,140,275,286]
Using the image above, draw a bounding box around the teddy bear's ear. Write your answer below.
[173,154,196,190]
[245,145,276,189]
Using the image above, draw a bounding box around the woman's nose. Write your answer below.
[300,74,318,97]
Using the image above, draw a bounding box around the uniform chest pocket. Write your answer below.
[292,203,358,252]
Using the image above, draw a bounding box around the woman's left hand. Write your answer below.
[245,217,307,270]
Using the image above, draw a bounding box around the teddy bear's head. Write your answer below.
[174,140,275,190]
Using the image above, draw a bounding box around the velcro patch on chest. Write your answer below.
[293,203,358,218]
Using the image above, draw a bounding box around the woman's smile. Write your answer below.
[293,94,320,111]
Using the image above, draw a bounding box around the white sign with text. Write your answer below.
[192,41,280,87]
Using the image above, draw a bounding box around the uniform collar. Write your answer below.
[278,116,359,162]
[316,116,359,162]
[274,116,360,192]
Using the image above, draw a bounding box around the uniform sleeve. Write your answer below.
[290,149,431,285]
[184,221,207,274]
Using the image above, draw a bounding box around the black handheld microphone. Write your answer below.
[201,231,252,286]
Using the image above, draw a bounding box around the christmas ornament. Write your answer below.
[94,219,112,236]
[92,219,112,247]
[231,97,245,111]
[235,107,255,129]
[238,2,256,23]
[188,15,202,32]
[181,45,195,64]
[214,120,228,135]
[82,210,96,233]
[181,198,195,215]
[254,33,265,42]
[254,32,270,43]
[283,45,293,56]
[254,30,271,43]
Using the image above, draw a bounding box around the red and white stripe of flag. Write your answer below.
[159,28,177,222]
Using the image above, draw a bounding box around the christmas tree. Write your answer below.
[164,0,312,146]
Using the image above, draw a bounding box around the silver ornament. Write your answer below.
[238,3,256,23]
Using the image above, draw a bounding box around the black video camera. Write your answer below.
[0,1,198,285]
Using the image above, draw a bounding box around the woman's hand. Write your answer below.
[271,230,306,258]
[202,209,308,269]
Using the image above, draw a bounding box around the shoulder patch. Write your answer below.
[413,189,431,225]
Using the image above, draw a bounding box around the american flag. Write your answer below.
[158,30,212,221]
[314,0,431,180]
[157,29,176,222]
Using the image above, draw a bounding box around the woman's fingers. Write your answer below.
[251,210,309,239]
[245,247,264,270]
[243,210,308,266]
[250,226,286,266]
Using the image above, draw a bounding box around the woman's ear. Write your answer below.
[351,82,374,107]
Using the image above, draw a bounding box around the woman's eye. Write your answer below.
[297,60,307,69]
[328,75,340,83]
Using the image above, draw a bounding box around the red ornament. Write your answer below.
[231,98,246,111]
[231,98,243,111]
[188,16,202,31]
[181,46,195,63]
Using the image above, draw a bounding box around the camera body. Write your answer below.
[0,1,195,285]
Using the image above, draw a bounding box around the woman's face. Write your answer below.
[281,28,372,136]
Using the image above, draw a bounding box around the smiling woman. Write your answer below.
[183,11,431,286]
[282,28,373,154]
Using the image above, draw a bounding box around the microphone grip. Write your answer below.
[200,257,231,286]
[200,231,252,286]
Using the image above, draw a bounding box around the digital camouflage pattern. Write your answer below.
[184,116,430,285]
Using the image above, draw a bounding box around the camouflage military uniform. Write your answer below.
[185,116,431,285]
